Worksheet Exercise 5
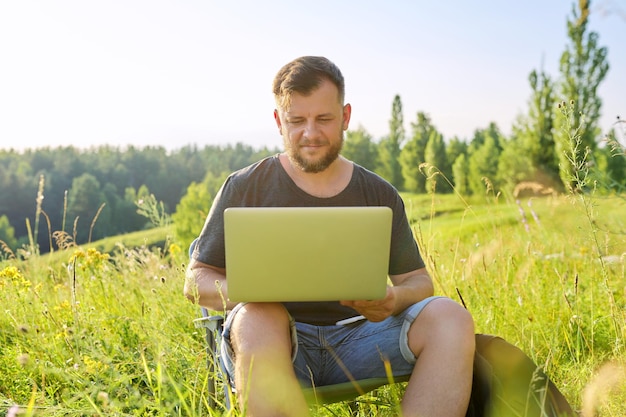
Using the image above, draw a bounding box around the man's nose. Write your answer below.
[303,120,320,139]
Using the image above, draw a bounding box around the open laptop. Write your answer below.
[224,206,392,303]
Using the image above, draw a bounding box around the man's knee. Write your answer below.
[408,298,475,355]
[435,298,474,333]
[230,302,292,353]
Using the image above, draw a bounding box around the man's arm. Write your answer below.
[388,267,434,314]
[340,267,433,322]
[184,259,238,311]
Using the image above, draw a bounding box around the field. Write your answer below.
[1,191,625,416]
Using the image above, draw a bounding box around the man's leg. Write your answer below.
[401,297,475,417]
[229,302,310,417]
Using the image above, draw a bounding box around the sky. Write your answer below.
[1,0,624,152]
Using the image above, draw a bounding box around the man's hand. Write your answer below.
[340,286,397,322]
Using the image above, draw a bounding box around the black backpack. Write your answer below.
[467,334,577,417]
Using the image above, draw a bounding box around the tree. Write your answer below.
[468,134,501,196]
[496,137,534,195]
[423,131,449,193]
[498,69,558,194]
[452,154,469,196]
[400,112,437,193]
[444,137,467,188]
[116,187,146,234]
[67,173,106,244]
[555,0,609,191]
[604,120,626,188]
[592,125,626,191]
[468,123,503,156]
[378,95,405,189]
[0,215,18,254]
[173,172,227,245]
[343,126,379,171]
[0,157,37,242]
[513,70,559,186]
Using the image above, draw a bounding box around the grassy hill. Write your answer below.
[1,193,625,416]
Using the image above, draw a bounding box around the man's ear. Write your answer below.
[342,103,352,130]
[274,109,282,134]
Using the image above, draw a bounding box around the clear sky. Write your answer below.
[1,0,624,152]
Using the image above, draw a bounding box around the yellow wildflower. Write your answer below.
[0,266,32,291]
[54,300,72,312]
[83,355,105,374]
[168,243,182,256]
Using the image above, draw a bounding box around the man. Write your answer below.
[184,56,475,417]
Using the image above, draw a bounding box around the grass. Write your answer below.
[1,191,625,416]
[409,191,626,416]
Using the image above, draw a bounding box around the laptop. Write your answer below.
[224,206,392,302]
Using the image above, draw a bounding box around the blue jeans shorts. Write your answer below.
[220,296,444,389]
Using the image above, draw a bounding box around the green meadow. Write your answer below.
[1,192,625,416]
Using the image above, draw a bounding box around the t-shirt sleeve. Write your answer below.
[388,193,425,275]
[192,175,238,268]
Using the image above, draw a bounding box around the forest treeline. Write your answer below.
[0,0,624,256]
[0,144,278,254]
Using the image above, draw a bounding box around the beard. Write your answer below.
[284,134,344,173]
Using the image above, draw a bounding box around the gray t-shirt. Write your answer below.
[193,154,425,325]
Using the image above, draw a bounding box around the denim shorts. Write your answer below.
[220,296,444,389]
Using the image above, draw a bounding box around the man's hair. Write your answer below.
[272,56,345,109]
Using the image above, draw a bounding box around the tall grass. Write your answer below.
[411,192,625,410]
[0,240,211,416]
[2,192,624,416]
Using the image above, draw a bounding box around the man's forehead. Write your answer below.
[277,80,341,108]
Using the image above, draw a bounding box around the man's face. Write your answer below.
[275,79,351,173]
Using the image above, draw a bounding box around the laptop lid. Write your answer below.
[224,206,392,302]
